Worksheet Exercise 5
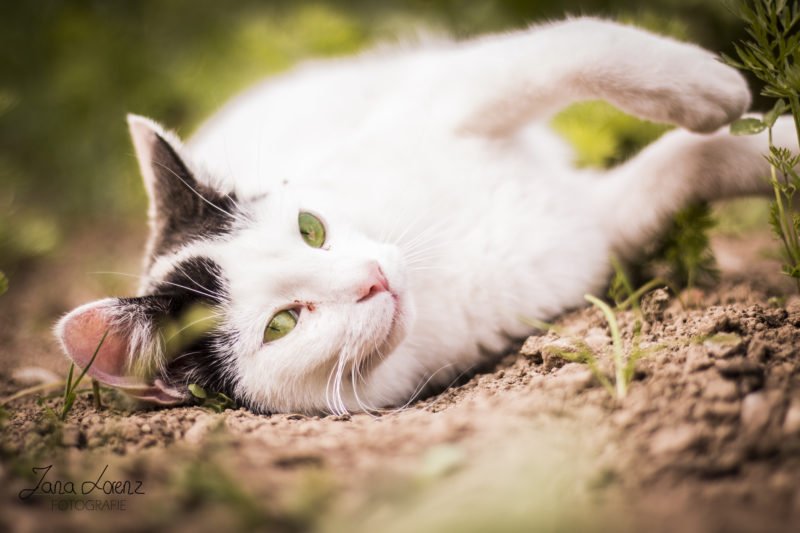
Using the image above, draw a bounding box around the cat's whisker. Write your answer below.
[408,265,458,273]
[350,349,379,417]
[402,244,446,261]
[399,362,476,414]
[325,344,350,416]
[152,160,245,223]
[414,363,479,412]
[171,260,228,301]
[90,271,223,302]
[162,311,224,344]
[403,252,448,266]
[373,362,457,416]
[396,213,455,251]
[163,349,203,365]
[324,351,341,415]
[390,212,429,247]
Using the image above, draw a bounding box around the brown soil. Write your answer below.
[1,227,799,533]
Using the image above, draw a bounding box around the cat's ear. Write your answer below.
[127,114,196,218]
[55,297,186,405]
[126,114,236,257]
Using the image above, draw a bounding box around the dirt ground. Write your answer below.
[1,223,799,533]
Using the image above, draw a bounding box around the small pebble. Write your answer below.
[61,426,82,448]
[782,400,800,435]
[741,392,771,434]
[684,345,713,372]
[641,288,670,322]
[120,424,140,441]
[650,425,702,455]
[704,333,744,358]
[704,379,738,401]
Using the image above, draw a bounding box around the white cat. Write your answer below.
[57,18,795,414]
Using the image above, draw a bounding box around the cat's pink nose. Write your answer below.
[356,262,390,302]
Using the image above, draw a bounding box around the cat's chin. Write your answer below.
[347,291,409,379]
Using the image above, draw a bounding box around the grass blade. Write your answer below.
[61,329,109,420]
[585,294,627,399]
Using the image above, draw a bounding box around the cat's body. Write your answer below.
[58,18,795,414]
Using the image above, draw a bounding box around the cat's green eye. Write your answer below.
[263,310,298,343]
[298,212,325,248]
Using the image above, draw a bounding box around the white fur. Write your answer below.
[134,19,797,412]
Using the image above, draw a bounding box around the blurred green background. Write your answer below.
[0,0,757,274]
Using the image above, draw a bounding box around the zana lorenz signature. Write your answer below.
[18,465,145,500]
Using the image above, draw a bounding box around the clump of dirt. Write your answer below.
[1,229,799,532]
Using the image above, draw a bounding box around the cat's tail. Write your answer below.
[600,115,798,258]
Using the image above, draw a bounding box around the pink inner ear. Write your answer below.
[57,300,185,405]
[60,302,130,381]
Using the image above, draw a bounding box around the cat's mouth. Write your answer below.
[353,291,405,368]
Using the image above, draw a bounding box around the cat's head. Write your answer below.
[56,115,412,414]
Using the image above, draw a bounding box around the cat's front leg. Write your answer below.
[454,18,750,136]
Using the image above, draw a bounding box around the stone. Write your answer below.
[704,333,745,358]
[782,400,800,435]
[641,288,670,322]
[704,378,739,401]
[746,337,771,363]
[60,426,82,448]
[684,345,713,373]
[184,415,215,445]
[716,357,763,378]
[650,425,703,455]
[120,424,140,441]
[741,392,772,435]
[584,327,610,353]
[552,364,594,393]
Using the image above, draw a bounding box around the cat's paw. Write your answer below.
[670,54,751,133]
[610,41,751,133]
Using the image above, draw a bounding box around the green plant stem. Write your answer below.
[768,123,800,291]
[789,95,800,150]
[585,294,627,399]
[92,379,102,409]
[61,329,109,420]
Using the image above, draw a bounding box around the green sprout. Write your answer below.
[188,384,237,413]
[61,329,108,420]
[649,203,719,289]
[530,261,664,400]
[0,271,8,296]
[723,0,800,289]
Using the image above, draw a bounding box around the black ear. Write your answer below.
[127,115,238,259]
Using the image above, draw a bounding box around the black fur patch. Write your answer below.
[144,257,237,399]
[147,133,240,261]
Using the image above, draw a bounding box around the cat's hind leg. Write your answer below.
[600,116,798,258]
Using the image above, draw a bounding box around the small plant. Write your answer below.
[0,271,7,296]
[583,294,642,399]
[607,256,670,312]
[649,203,719,289]
[723,0,800,289]
[188,384,237,413]
[60,329,108,420]
[529,261,663,400]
